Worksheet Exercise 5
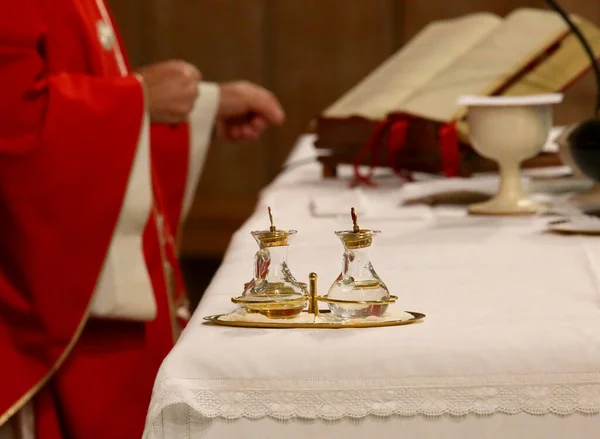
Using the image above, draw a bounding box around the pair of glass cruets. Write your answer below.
[237,207,395,319]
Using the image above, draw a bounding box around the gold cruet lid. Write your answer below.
[252,207,294,248]
[337,207,376,249]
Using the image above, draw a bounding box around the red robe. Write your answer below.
[0,0,210,437]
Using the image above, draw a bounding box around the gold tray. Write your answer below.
[203,310,425,329]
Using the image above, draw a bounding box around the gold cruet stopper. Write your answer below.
[252,207,290,248]
[338,207,373,249]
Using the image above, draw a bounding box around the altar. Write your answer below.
[143,134,600,438]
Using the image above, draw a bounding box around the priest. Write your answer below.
[0,1,284,438]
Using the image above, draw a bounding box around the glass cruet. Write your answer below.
[239,207,307,319]
[326,208,391,319]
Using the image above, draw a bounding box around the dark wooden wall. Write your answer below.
[108,0,600,260]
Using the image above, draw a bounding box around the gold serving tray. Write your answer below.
[206,271,425,329]
[203,310,425,329]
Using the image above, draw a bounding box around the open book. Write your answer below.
[316,8,600,178]
[324,8,600,122]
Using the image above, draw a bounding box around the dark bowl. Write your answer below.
[568,119,600,182]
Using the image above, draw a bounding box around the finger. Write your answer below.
[241,125,258,140]
[232,123,261,142]
[232,131,247,142]
[183,63,202,82]
[246,86,285,125]
[228,125,244,141]
[250,116,267,132]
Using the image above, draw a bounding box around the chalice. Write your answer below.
[458,94,563,215]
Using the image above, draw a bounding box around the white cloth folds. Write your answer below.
[309,185,434,220]
[309,186,368,217]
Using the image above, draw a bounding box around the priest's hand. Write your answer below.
[216,81,285,142]
[137,60,201,124]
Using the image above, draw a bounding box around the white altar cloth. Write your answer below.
[144,135,600,438]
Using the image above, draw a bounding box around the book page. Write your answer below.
[502,16,600,96]
[323,13,502,120]
[399,8,568,123]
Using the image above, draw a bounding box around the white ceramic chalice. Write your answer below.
[457,94,563,215]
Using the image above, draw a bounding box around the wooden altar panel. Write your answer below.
[111,0,269,256]
[398,0,544,40]
[105,0,146,67]
[264,0,397,173]
[107,0,600,261]
[166,1,268,256]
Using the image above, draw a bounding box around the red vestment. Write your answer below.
[0,0,203,437]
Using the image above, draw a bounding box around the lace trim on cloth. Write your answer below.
[145,374,600,433]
